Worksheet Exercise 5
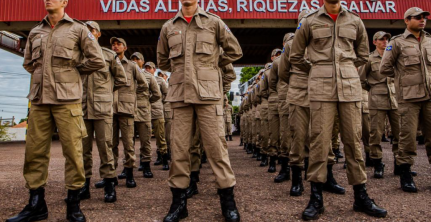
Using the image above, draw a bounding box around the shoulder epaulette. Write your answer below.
[346,9,360,17]
[102,47,116,56]
[73,19,86,26]
[391,34,402,41]
[424,31,431,37]
[304,10,318,18]
[206,11,221,19]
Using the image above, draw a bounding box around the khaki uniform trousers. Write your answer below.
[269,103,280,156]
[288,104,310,167]
[248,111,254,144]
[190,122,203,172]
[152,118,168,155]
[260,105,270,155]
[240,115,245,141]
[82,119,115,179]
[135,121,152,162]
[362,112,371,153]
[112,114,136,169]
[24,104,86,190]
[331,112,340,150]
[397,102,431,165]
[165,116,172,150]
[169,104,236,189]
[308,101,367,185]
[225,121,232,136]
[254,105,261,147]
[370,109,399,160]
[279,101,292,157]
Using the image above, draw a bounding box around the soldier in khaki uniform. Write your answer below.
[331,113,343,162]
[130,53,162,178]
[224,100,233,141]
[380,7,430,193]
[290,1,387,220]
[361,88,372,166]
[111,37,149,188]
[360,31,399,178]
[157,1,242,220]
[251,75,263,161]
[79,21,128,203]
[160,71,173,155]
[7,1,105,221]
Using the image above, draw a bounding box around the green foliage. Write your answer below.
[240,67,263,84]
[233,106,239,114]
[19,118,28,124]
[0,123,13,142]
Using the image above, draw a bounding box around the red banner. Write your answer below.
[0,0,429,21]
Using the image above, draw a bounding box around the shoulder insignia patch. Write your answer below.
[385,46,393,51]
[88,32,95,40]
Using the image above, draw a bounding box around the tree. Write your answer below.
[0,123,13,141]
[240,67,263,84]
[232,106,239,114]
[19,118,28,124]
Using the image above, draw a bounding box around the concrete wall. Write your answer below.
[5,128,26,141]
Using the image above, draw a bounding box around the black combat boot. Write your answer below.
[104,178,117,203]
[66,189,86,222]
[256,150,262,161]
[186,171,200,199]
[6,187,48,222]
[125,167,137,188]
[246,144,253,154]
[302,182,324,221]
[243,142,247,150]
[162,154,170,171]
[373,159,384,179]
[217,187,240,222]
[323,164,345,195]
[240,139,243,146]
[229,135,233,141]
[138,161,144,171]
[353,184,387,218]
[225,135,229,141]
[143,162,154,178]
[417,135,425,145]
[399,164,417,193]
[290,166,304,196]
[365,152,373,167]
[394,159,417,176]
[274,157,290,183]
[154,151,162,166]
[381,134,390,142]
[94,177,118,188]
[163,188,188,222]
[333,148,343,159]
[268,156,277,173]
[118,168,127,179]
[260,154,268,167]
[79,178,91,200]
[304,157,309,180]
[201,151,207,164]
[252,145,258,158]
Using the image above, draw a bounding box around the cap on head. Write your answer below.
[404,7,430,19]
[110,37,127,47]
[144,62,156,69]
[130,52,144,62]
[85,21,100,32]
[283,33,295,43]
[298,9,313,22]
[373,31,391,41]
[271,49,282,57]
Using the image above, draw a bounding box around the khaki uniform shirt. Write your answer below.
[290,6,369,102]
[24,14,105,105]
[268,57,280,106]
[136,71,161,122]
[360,50,397,110]
[157,7,242,107]
[259,67,271,108]
[82,47,128,120]
[380,29,431,104]
[362,88,369,114]
[113,57,149,117]
[151,75,168,120]
[224,104,233,123]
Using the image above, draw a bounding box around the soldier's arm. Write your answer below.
[359,63,370,91]
[290,18,311,74]
[379,41,397,77]
[76,27,105,75]
[278,45,291,84]
[260,74,269,99]
[150,76,162,103]
[134,64,149,93]
[160,78,168,102]
[23,37,35,74]
[353,19,370,68]
[157,26,171,72]
[217,20,243,67]
[111,54,128,89]
[222,63,236,94]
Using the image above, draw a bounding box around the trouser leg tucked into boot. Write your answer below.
[365,152,373,167]
[323,164,345,195]
[186,171,200,199]
[125,167,136,188]
[164,188,188,222]
[246,144,253,154]
[143,162,154,178]
[252,146,258,158]
[66,189,86,222]
[217,187,240,222]
[162,154,170,171]
[154,151,162,166]
[290,166,304,196]
[6,187,48,222]
[373,159,384,179]
[274,157,290,183]
[79,178,91,200]
[268,156,277,173]
[138,161,144,171]
[118,168,127,179]
[353,184,387,218]
[400,164,417,193]
[260,154,268,167]
[95,177,118,189]
[256,150,262,161]
[104,178,117,203]
[302,182,324,221]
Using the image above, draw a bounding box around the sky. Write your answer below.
[0,49,31,123]
[0,49,242,123]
